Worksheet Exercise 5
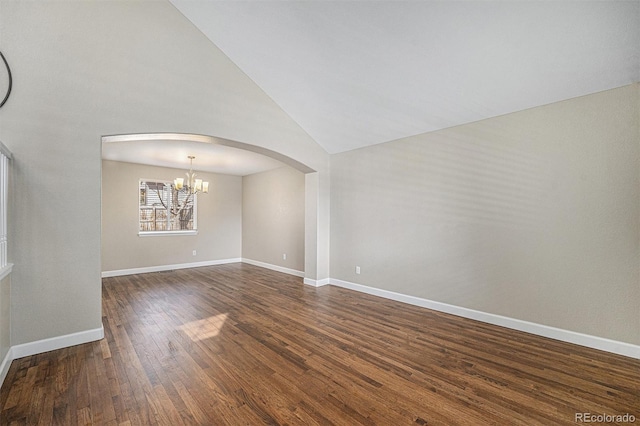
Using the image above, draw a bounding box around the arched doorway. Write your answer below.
[101,132,321,284]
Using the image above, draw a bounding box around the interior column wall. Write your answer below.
[242,166,305,273]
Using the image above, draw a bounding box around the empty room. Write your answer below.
[0,0,638,425]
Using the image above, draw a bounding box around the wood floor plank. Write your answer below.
[1,263,639,425]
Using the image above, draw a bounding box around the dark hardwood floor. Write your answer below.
[1,263,638,425]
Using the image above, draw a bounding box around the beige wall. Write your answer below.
[242,167,305,272]
[102,161,241,272]
[331,84,640,345]
[0,0,328,347]
[0,274,9,364]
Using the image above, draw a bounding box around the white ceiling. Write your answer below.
[102,135,286,176]
[170,0,640,154]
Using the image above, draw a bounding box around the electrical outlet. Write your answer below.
[355,266,361,274]
[192,250,197,256]
[283,253,287,260]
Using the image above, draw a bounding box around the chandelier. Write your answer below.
[174,156,209,195]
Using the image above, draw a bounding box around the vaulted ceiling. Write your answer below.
[170,0,639,154]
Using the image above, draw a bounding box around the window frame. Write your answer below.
[0,140,12,279]
[138,178,198,237]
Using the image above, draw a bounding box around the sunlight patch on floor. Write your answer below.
[179,313,229,341]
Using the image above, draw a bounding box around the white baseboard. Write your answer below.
[101,258,242,278]
[11,325,105,359]
[241,258,304,278]
[0,346,13,389]
[1,325,104,388]
[304,277,330,287]
[329,278,640,360]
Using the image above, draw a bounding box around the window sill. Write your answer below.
[0,263,13,281]
[138,231,198,237]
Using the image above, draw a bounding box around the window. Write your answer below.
[139,180,197,235]
[0,141,11,273]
